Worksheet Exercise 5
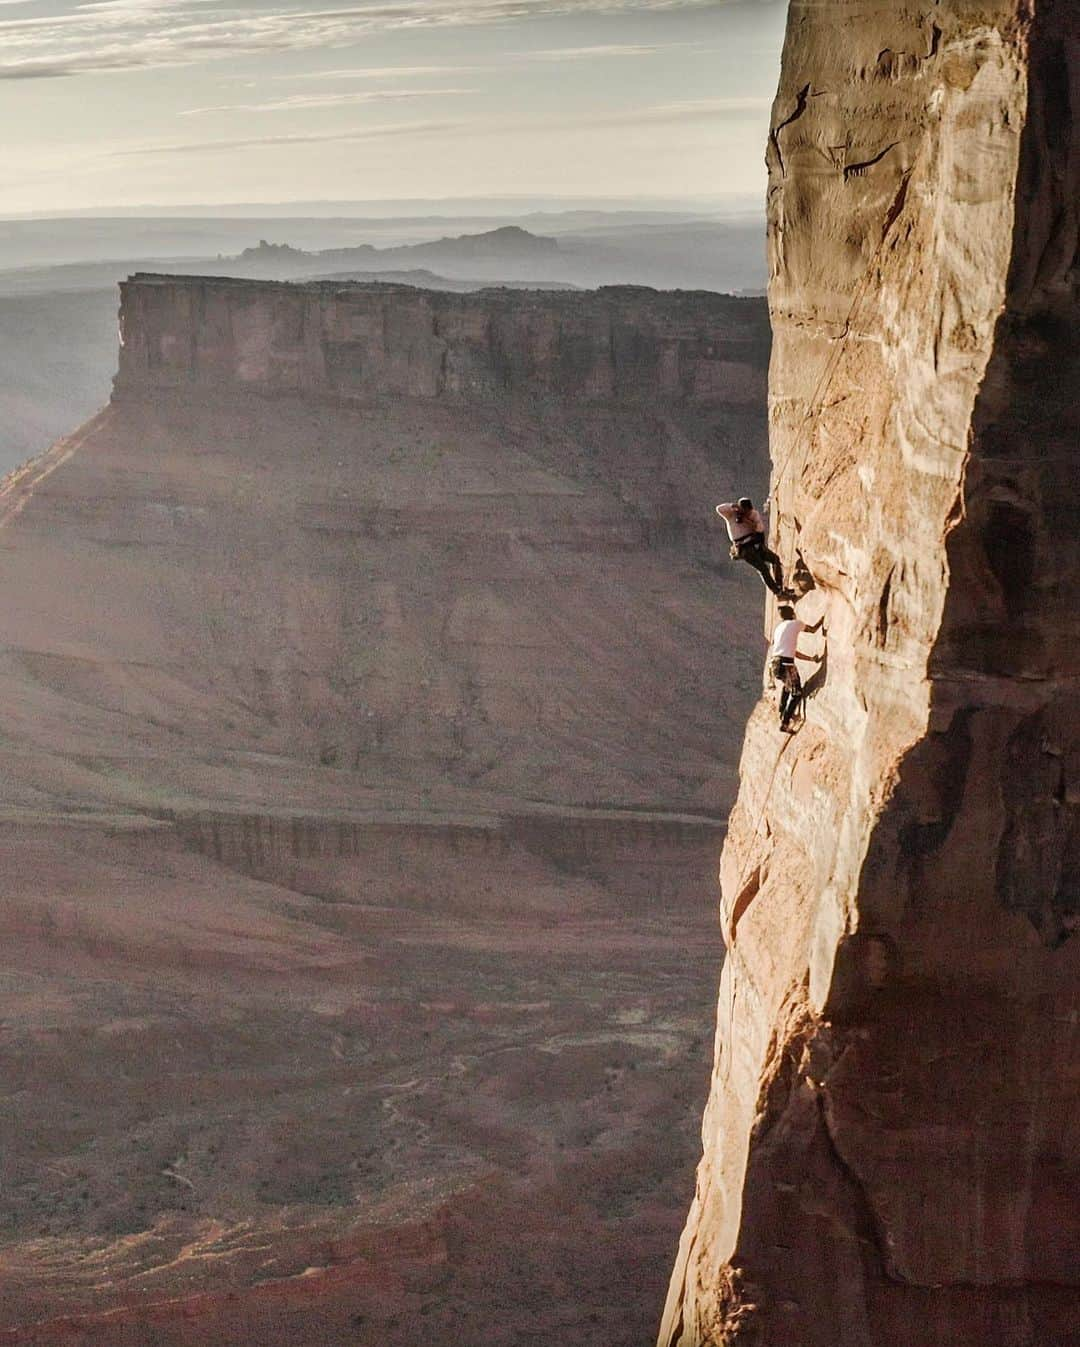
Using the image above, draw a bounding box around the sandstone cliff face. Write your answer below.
[660,3,1079,1344]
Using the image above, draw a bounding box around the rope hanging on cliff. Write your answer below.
[729,203,910,922]
[725,197,912,913]
[734,57,948,927]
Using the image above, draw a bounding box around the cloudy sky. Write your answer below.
[0,0,788,213]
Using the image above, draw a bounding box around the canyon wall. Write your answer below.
[0,277,767,1345]
[0,279,771,822]
[115,277,769,541]
[115,277,768,409]
[660,2,1079,1344]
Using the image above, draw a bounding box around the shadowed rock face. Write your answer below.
[0,281,769,1343]
[660,3,1079,1345]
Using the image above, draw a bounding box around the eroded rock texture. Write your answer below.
[660,3,1079,1344]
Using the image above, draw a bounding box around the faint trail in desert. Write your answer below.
[0,407,112,534]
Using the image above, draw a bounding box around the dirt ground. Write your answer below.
[0,377,762,1344]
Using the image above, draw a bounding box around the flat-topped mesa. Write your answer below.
[113,277,770,551]
[115,275,770,408]
[661,3,1078,1345]
[0,275,771,828]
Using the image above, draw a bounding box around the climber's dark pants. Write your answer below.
[733,532,785,596]
[774,658,802,725]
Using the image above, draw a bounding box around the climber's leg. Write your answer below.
[779,662,803,730]
[771,657,790,722]
[759,541,786,595]
[736,536,785,597]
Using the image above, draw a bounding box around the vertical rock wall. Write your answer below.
[660,2,1079,1344]
[115,278,769,410]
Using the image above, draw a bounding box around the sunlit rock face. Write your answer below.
[660,3,1079,1344]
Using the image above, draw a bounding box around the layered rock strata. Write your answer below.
[116,277,769,547]
[0,280,771,823]
[116,277,767,409]
[660,2,1079,1344]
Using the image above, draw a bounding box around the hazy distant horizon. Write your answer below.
[0,193,766,222]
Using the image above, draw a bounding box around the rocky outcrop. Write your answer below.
[174,805,723,912]
[116,276,766,409]
[660,3,1079,1344]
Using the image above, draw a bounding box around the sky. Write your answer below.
[0,0,789,214]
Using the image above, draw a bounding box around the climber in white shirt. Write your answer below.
[769,605,823,731]
[715,496,792,598]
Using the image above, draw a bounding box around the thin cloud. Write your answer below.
[113,119,466,154]
[0,60,82,78]
[183,86,478,114]
[0,0,728,81]
[531,95,772,132]
[637,95,772,118]
[521,43,662,60]
[114,94,774,158]
[268,48,682,81]
[278,63,480,79]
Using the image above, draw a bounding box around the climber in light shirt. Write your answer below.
[769,605,823,732]
[715,496,792,597]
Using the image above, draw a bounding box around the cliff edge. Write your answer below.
[660,3,1079,1344]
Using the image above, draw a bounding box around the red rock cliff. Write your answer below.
[116,277,768,411]
[660,2,1079,1344]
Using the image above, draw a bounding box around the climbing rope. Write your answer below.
[731,42,950,920]
[727,206,907,915]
